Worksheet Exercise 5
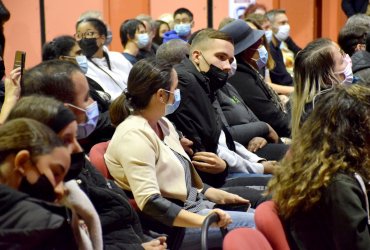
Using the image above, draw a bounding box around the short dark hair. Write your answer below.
[76,17,108,37]
[42,35,76,61]
[338,25,367,56]
[23,60,82,103]
[120,19,145,46]
[109,58,173,126]
[174,7,193,21]
[190,28,233,53]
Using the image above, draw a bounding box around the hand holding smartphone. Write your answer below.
[13,51,26,89]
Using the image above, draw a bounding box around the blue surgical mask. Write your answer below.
[165,89,181,115]
[105,30,113,46]
[174,23,191,37]
[76,55,88,74]
[253,45,269,70]
[137,33,150,49]
[67,101,99,139]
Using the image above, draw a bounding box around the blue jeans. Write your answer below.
[179,208,255,250]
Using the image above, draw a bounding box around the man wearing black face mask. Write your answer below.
[167,29,278,193]
[167,29,231,154]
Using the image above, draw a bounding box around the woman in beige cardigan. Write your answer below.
[105,58,255,249]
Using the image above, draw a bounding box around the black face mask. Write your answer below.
[78,38,99,58]
[64,152,85,181]
[200,53,229,93]
[19,174,56,202]
[153,36,164,46]
[204,64,229,93]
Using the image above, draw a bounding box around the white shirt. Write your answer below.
[217,130,264,174]
[86,51,132,101]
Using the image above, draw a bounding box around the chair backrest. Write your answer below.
[223,228,272,250]
[89,141,112,179]
[255,200,290,250]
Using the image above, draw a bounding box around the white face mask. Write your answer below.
[137,33,150,49]
[228,57,237,78]
[265,30,273,43]
[275,24,290,41]
[336,54,353,85]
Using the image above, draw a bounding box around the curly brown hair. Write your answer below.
[268,84,370,219]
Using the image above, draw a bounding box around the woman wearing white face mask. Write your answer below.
[120,19,150,65]
[106,58,255,250]
[291,38,353,138]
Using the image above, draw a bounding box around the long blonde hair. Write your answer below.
[291,38,341,138]
[268,85,370,219]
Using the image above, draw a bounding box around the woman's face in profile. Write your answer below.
[331,43,348,82]
[159,23,170,38]
[57,120,82,154]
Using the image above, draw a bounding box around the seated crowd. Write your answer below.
[0,3,369,250]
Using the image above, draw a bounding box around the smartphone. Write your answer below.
[13,50,26,71]
[13,51,26,89]
[215,202,251,212]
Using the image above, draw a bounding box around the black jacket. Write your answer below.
[351,50,370,86]
[228,61,291,137]
[285,37,302,56]
[168,58,222,153]
[285,173,370,250]
[167,58,228,187]
[0,185,77,250]
[77,160,147,250]
[342,0,368,17]
[269,41,293,86]
[216,83,270,145]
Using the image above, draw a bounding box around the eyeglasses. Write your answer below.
[163,89,180,95]
[74,31,98,40]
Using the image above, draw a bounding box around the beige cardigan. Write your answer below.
[104,115,204,210]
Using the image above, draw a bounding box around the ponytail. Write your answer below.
[109,93,131,127]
